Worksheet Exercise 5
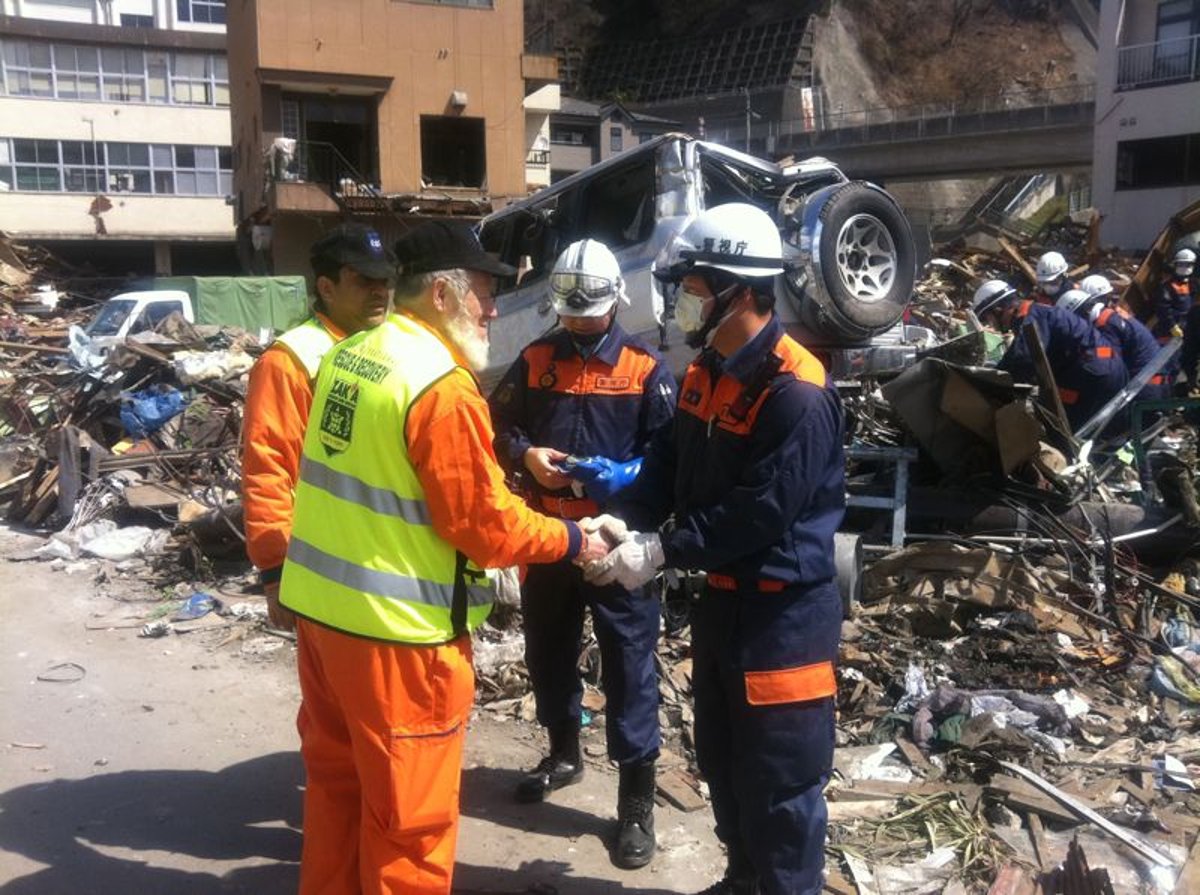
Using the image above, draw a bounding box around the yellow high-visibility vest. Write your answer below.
[280,313,495,643]
[273,316,336,382]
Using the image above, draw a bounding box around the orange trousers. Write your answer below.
[295,618,475,895]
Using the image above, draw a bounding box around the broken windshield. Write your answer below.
[85,299,137,336]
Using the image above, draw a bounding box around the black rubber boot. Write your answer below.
[613,759,656,869]
[515,719,583,803]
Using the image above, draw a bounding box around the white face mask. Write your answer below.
[674,288,708,334]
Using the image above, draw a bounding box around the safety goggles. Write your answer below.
[550,273,617,308]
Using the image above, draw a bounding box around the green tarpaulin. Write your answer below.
[153,276,310,335]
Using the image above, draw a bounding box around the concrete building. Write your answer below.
[1093,0,1200,250]
[227,0,558,275]
[549,98,678,183]
[0,0,236,275]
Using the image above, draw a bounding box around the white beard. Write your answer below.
[444,301,490,372]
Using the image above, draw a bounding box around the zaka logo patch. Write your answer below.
[368,232,383,254]
[319,377,359,456]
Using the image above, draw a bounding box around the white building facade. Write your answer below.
[0,0,233,274]
[1093,0,1200,250]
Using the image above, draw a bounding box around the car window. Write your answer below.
[85,298,138,336]
[131,300,184,334]
[574,156,656,250]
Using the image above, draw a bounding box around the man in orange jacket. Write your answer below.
[242,223,395,628]
[279,221,612,895]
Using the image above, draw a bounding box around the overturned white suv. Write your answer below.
[481,134,920,381]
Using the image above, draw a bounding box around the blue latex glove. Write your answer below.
[557,456,643,502]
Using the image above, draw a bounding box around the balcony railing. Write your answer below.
[526,149,550,166]
[1117,34,1200,91]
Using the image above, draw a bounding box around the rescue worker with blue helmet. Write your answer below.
[490,238,676,869]
[583,202,846,895]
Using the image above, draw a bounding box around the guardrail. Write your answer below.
[702,84,1095,152]
[1117,34,1200,90]
[273,140,380,199]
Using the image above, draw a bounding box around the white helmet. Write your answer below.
[1174,247,1197,276]
[1080,274,1113,299]
[1056,288,1092,316]
[1036,251,1069,283]
[549,238,627,318]
[654,202,785,283]
[972,279,1017,318]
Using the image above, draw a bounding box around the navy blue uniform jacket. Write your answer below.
[490,322,676,515]
[617,315,846,589]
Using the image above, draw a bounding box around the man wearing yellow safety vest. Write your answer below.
[242,223,395,630]
[279,220,611,895]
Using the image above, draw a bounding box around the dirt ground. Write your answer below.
[0,523,724,894]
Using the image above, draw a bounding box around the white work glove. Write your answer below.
[579,513,631,545]
[583,531,664,590]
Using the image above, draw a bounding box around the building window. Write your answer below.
[610,127,623,153]
[0,137,231,196]
[176,0,226,24]
[102,47,147,101]
[0,39,229,107]
[52,45,100,100]
[639,132,654,144]
[420,116,486,188]
[1116,133,1200,190]
[2,41,53,97]
[550,125,589,145]
[62,141,103,192]
[12,139,61,191]
[120,14,156,28]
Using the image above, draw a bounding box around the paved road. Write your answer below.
[0,524,721,894]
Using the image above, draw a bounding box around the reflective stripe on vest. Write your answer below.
[274,317,336,382]
[280,313,495,644]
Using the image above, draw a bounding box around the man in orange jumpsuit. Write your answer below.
[241,223,394,627]
[279,221,611,895]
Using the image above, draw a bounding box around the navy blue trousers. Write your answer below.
[692,581,841,895]
[521,560,661,765]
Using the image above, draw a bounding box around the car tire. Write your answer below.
[813,182,915,336]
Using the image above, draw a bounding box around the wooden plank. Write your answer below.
[1026,812,1048,871]
[124,482,187,510]
[987,777,1084,825]
[1021,321,1075,445]
[998,235,1037,284]
[655,767,706,812]
[894,735,933,773]
[0,340,68,354]
[987,864,1037,895]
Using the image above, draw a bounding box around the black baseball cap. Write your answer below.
[310,223,396,280]
[394,221,516,277]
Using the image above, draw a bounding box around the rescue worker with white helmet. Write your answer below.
[1032,251,1075,305]
[1142,247,1196,389]
[1058,287,1167,404]
[1080,273,1116,306]
[974,279,1128,431]
[490,238,676,868]
[585,202,846,894]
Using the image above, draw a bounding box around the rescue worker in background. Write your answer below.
[973,279,1128,433]
[490,239,676,869]
[1031,251,1074,305]
[1058,288,1167,403]
[1153,248,1197,389]
[278,221,611,895]
[585,202,846,895]
[242,223,394,630]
